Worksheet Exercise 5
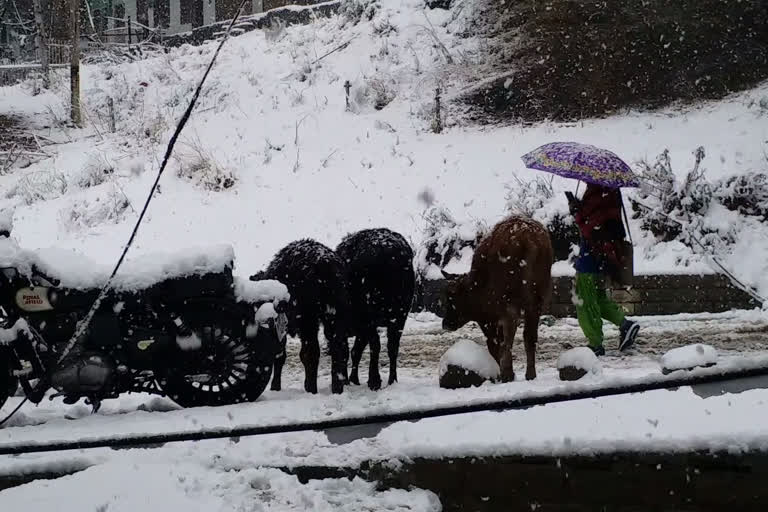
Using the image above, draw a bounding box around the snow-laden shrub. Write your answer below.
[60,186,131,231]
[350,75,398,112]
[339,0,379,24]
[7,170,68,205]
[415,205,487,279]
[74,153,116,189]
[632,147,737,257]
[264,17,287,44]
[632,147,714,242]
[714,172,768,221]
[505,175,579,261]
[175,141,236,192]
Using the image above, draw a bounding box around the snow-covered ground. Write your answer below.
[1,0,768,506]
[2,310,768,510]
[0,0,767,293]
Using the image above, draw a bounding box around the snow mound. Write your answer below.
[235,278,290,304]
[0,460,441,512]
[557,347,602,372]
[439,339,499,379]
[661,343,719,373]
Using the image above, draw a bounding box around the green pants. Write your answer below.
[574,272,626,348]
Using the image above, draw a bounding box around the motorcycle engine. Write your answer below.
[50,352,116,397]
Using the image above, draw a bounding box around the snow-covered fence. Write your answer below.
[416,274,760,318]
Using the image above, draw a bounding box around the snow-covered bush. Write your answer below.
[175,140,236,192]
[7,170,68,205]
[632,147,715,242]
[74,153,116,189]
[60,186,131,231]
[505,175,579,261]
[415,205,487,279]
[714,172,768,221]
[632,147,738,258]
[264,18,287,44]
[350,75,398,112]
[339,0,380,24]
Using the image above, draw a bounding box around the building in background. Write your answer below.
[1,0,266,62]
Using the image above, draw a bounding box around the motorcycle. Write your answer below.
[0,241,289,414]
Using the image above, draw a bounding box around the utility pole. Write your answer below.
[32,0,50,89]
[70,0,82,126]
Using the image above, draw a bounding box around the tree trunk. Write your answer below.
[70,0,82,126]
[33,0,50,89]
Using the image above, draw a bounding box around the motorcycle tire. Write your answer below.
[160,298,274,408]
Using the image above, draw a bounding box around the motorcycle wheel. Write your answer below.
[160,298,274,408]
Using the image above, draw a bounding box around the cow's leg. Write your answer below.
[480,321,502,365]
[523,307,540,381]
[349,333,366,386]
[298,320,320,394]
[386,315,406,386]
[270,336,287,391]
[323,318,348,395]
[366,327,382,391]
[499,310,520,383]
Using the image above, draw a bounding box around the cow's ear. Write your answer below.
[441,269,461,280]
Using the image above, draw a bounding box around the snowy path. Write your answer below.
[1,310,767,442]
[2,310,768,510]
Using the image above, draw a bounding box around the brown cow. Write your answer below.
[441,215,554,382]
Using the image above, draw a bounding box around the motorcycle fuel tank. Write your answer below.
[15,286,55,312]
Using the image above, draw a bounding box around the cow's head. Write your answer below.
[440,269,472,331]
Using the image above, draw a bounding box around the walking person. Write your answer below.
[567,183,639,356]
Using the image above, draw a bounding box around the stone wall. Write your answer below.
[362,451,768,511]
[417,274,760,318]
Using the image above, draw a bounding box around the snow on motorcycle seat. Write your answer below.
[1,239,236,297]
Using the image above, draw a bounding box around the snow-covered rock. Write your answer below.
[439,339,499,389]
[557,347,602,381]
[661,343,718,374]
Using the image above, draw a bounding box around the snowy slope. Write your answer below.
[0,0,766,292]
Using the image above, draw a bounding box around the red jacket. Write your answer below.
[573,185,625,271]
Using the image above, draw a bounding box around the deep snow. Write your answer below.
[1,0,768,505]
[2,311,768,507]
[0,0,766,295]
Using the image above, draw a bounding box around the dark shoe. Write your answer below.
[619,320,639,352]
[589,345,606,357]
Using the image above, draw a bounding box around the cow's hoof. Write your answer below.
[368,376,382,391]
[500,372,516,383]
[525,370,537,381]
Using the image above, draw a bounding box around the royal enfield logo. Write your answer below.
[15,287,54,312]
[22,294,44,306]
